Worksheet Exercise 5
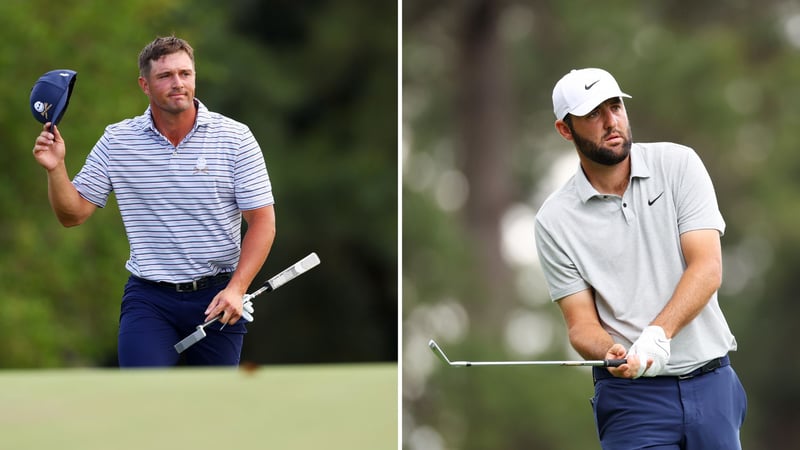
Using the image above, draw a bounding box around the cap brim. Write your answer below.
[569,92,631,117]
[52,74,77,126]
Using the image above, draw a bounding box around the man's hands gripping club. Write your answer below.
[204,286,256,326]
[606,325,671,379]
[241,295,255,323]
[628,325,671,377]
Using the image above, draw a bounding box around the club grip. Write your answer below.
[604,359,627,367]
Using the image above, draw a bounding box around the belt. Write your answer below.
[136,272,232,292]
[593,355,730,383]
[677,355,730,380]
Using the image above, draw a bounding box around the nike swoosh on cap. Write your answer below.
[584,80,600,90]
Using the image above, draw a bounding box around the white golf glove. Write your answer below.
[628,325,670,378]
[241,294,255,323]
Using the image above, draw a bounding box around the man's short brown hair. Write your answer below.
[138,36,194,78]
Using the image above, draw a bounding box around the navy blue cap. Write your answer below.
[30,69,77,127]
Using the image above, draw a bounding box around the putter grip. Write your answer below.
[605,359,627,367]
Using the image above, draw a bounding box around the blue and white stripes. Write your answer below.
[72,100,273,282]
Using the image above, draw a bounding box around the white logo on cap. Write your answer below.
[34,101,52,118]
[59,72,70,77]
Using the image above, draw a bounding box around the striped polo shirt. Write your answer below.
[72,99,274,283]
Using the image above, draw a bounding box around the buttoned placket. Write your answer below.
[599,193,635,224]
[620,190,635,223]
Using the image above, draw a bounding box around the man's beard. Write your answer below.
[570,125,633,166]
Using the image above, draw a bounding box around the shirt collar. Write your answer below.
[143,98,211,132]
[574,143,650,202]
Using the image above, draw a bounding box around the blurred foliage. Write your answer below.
[0,0,396,367]
[404,0,800,448]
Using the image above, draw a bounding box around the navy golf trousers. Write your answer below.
[117,275,246,367]
[591,359,746,449]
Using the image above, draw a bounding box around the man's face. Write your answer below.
[139,51,195,115]
[564,98,632,166]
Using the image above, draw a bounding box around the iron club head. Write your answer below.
[428,339,452,365]
[428,339,471,366]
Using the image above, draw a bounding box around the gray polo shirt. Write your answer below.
[534,142,737,375]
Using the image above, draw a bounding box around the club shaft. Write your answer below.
[448,360,625,367]
[428,339,625,368]
[197,315,221,329]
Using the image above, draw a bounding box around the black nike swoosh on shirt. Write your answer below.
[648,192,664,206]
[584,80,600,90]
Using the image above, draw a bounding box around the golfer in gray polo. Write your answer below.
[535,68,746,449]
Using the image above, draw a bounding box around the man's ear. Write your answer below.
[138,76,149,96]
[555,119,574,141]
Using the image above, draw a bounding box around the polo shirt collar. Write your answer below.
[574,143,650,202]
[143,98,212,132]
[194,99,213,127]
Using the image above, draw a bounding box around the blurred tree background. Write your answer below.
[403,0,799,448]
[0,0,397,367]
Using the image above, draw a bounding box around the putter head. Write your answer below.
[174,326,208,354]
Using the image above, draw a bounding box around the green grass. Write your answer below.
[0,363,397,450]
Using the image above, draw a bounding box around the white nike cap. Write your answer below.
[552,68,631,120]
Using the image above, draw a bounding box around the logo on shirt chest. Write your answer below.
[193,157,209,174]
[648,191,664,206]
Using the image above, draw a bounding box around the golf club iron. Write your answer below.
[174,252,321,353]
[428,339,626,367]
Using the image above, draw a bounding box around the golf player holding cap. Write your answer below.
[31,36,276,367]
[534,68,746,448]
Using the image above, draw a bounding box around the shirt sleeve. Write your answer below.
[234,127,274,211]
[674,148,726,236]
[71,132,113,208]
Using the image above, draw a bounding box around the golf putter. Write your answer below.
[174,253,321,353]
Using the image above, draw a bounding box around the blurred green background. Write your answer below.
[0,0,397,367]
[403,0,799,448]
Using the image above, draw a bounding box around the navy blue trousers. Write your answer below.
[117,275,246,367]
[591,363,746,449]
